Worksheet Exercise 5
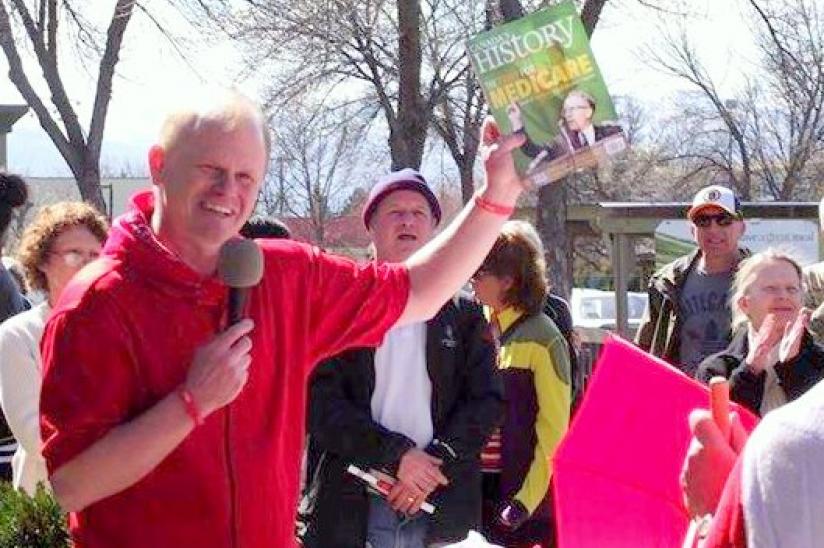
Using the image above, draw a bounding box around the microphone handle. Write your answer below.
[228,288,248,326]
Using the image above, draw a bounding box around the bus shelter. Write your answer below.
[0,105,28,171]
[568,201,820,339]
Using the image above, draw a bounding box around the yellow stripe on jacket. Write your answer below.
[495,306,571,514]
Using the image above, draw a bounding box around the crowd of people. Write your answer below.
[638,186,824,547]
[0,89,822,548]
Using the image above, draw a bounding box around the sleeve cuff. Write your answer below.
[425,438,458,462]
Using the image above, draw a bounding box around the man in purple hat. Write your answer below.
[301,168,503,548]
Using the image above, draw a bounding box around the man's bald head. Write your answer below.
[147,89,272,275]
[158,88,271,168]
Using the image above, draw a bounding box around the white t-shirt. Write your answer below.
[370,322,433,448]
[742,378,824,547]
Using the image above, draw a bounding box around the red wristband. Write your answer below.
[178,388,204,426]
[474,194,515,216]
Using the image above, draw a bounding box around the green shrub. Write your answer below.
[0,481,69,548]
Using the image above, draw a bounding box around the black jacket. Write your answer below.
[544,293,581,407]
[301,293,502,547]
[636,248,749,368]
[696,328,824,416]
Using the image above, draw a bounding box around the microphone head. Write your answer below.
[218,239,264,288]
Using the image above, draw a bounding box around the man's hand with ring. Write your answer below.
[388,481,425,515]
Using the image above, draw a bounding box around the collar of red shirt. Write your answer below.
[102,189,227,306]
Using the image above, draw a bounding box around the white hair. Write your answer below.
[730,248,803,331]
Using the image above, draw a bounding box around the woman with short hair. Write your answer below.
[471,220,571,548]
[0,201,108,494]
[696,249,824,416]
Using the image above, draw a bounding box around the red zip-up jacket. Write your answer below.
[40,191,409,547]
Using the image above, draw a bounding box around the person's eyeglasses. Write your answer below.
[563,105,591,113]
[51,249,100,268]
[692,213,738,228]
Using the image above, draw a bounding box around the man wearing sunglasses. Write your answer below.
[637,185,748,376]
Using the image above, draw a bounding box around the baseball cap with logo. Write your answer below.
[687,185,742,220]
[362,168,442,229]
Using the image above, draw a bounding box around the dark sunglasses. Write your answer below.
[692,213,738,228]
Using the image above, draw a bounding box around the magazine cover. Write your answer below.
[467,1,627,187]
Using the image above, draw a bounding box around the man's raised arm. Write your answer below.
[397,118,527,325]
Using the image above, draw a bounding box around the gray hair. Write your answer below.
[730,248,803,331]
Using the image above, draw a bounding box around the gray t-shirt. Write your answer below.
[677,268,734,375]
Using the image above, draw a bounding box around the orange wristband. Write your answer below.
[474,194,515,216]
[178,388,204,426]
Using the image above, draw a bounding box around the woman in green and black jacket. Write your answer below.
[471,220,571,548]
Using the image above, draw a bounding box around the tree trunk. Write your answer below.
[459,161,475,204]
[0,0,134,217]
[392,0,427,170]
[536,181,572,298]
[498,0,524,21]
[74,161,107,214]
[580,0,609,37]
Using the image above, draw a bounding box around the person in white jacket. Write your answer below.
[0,202,108,494]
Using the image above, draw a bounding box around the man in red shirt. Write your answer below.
[39,90,527,547]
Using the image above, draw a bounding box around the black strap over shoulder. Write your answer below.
[499,313,537,346]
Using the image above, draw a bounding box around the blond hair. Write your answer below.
[730,248,803,331]
[158,88,271,163]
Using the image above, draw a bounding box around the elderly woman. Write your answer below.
[696,249,824,417]
[471,220,571,548]
[0,202,108,494]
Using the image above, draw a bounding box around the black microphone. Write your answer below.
[218,239,265,326]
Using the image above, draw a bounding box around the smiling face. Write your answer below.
[739,259,803,330]
[690,205,745,261]
[149,117,267,273]
[367,189,436,263]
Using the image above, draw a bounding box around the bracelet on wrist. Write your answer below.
[474,194,515,216]
[178,388,204,426]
